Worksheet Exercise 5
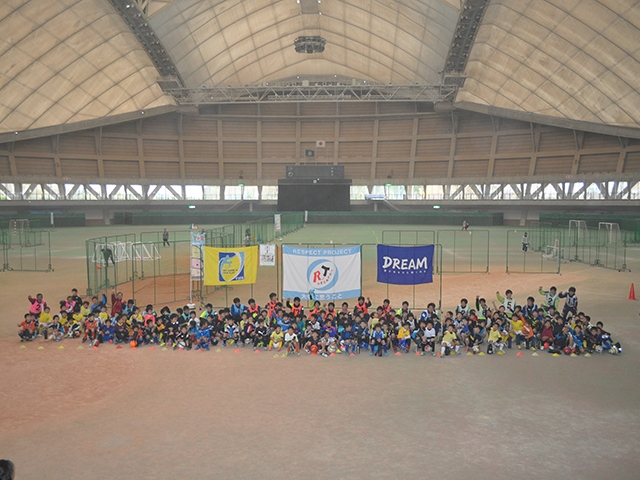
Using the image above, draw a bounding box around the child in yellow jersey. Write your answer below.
[69,313,83,338]
[509,312,525,349]
[98,306,109,324]
[397,322,412,353]
[368,313,380,334]
[80,301,91,318]
[59,310,69,333]
[440,325,461,356]
[38,306,52,338]
[487,323,505,354]
[129,308,143,326]
[268,325,284,351]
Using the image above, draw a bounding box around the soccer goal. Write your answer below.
[542,239,565,263]
[91,241,133,265]
[9,218,29,233]
[568,220,587,244]
[598,222,621,245]
[131,242,161,261]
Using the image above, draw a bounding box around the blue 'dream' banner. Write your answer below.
[377,244,434,285]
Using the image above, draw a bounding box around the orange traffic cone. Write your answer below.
[629,283,637,301]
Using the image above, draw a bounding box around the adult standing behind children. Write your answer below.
[111,290,124,317]
[162,228,170,247]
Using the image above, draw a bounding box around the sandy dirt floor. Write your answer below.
[1,224,640,479]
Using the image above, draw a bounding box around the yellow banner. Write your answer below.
[204,246,258,286]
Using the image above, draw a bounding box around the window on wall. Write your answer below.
[408,185,425,200]
[43,184,60,200]
[425,185,444,199]
[87,184,102,200]
[372,185,405,200]
[630,182,640,200]
[529,183,541,199]
[150,185,175,200]
[204,186,220,200]
[1,183,15,200]
[350,185,369,200]
[127,185,143,200]
[224,185,258,200]
[261,186,278,200]
[463,185,479,200]
[243,186,259,200]
[65,184,86,200]
[106,184,126,200]
[543,184,557,200]
[502,184,517,200]
[185,185,203,200]
[585,183,603,200]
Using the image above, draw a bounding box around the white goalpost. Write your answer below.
[598,222,621,245]
[131,242,161,261]
[542,238,565,262]
[91,242,133,265]
[91,241,161,265]
[568,220,587,243]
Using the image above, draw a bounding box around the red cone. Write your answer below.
[629,283,637,301]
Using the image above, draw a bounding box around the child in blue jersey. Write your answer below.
[195,319,211,351]
[230,297,247,320]
[340,323,355,355]
[370,324,387,357]
[354,319,369,352]
[558,287,578,321]
[570,325,585,354]
[98,318,115,344]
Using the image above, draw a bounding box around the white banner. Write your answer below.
[274,214,282,236]
[190,231,206,280]
[259,244,276,266]
[283,245,361,301]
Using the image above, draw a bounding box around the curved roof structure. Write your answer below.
[0,0,175,138]
[1,0,640,141]
[149,0,460,87]
[456,0,640,132]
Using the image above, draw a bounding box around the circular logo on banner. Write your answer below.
[307,259,339,291]
[218,252,245,283]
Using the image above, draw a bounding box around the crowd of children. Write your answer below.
[18,286,622,357]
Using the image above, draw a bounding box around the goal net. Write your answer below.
[91,242,162,265]
[132,242,161,261]
[542,239,565,262]
[598,222,622,245]
[568,220,587,244]
[9,219,29,233]
[91,242,133,265]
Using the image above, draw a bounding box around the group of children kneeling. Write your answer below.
[18,285,621,357]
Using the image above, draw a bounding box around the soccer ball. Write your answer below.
[609,347,618,355]
[228,339,235,346]
[472,346,479,354]
[595,345,603,353]
[563,347,572,355]
[310,345,318,354]
[130,340,137,348]
[328,345,336,353]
